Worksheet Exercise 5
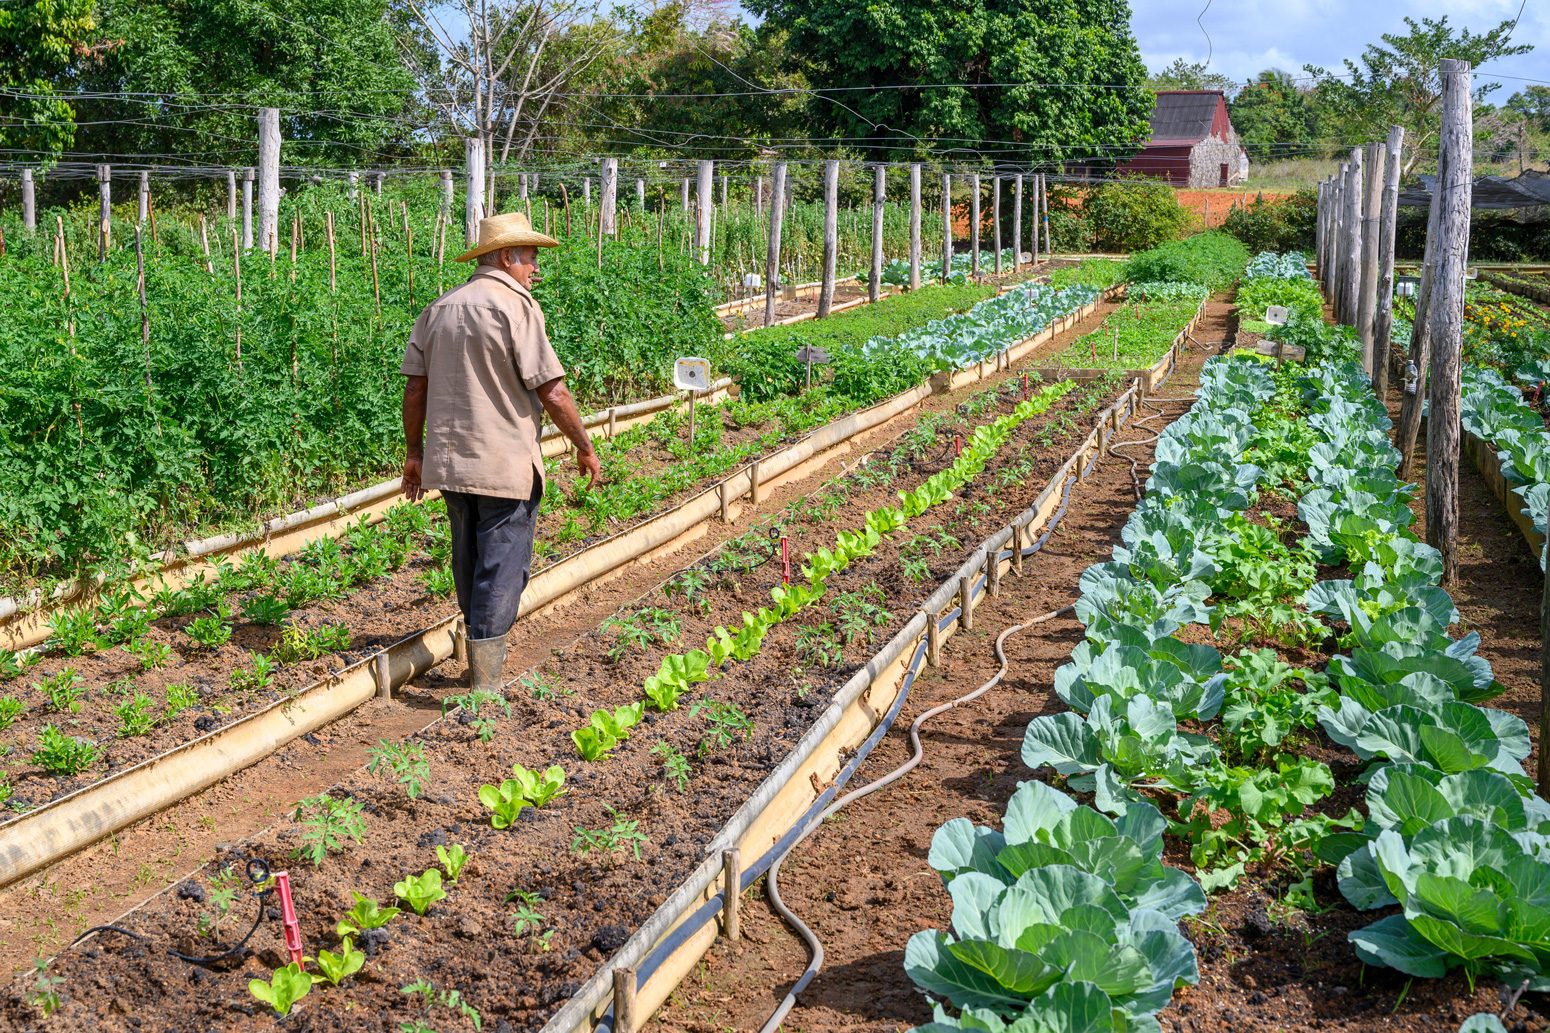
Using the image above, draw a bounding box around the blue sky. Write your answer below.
[1129,0,1544,97]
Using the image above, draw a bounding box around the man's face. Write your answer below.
[503,246,541,288]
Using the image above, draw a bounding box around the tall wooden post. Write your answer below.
[970,172,981,277]
[225,169,237,223]
[909,164,922,290]
[818,159,838,317]
[992,175,1002,274]
[1340,151,1363,326]
[869,165,885,303]
[942,171,953,280]
[764,162,787,329]
[1012,174,1023,272]
[1357,140,1383,368]
[1040,174,1051,260]
[137,170,150,224]
[681,177,690,212]
[465,137,485,244]
[601,157,618,235]
[21,169,34,232]
[637,177,646,209]
[257,107,281,257]
[1396,188,1440,482]
[97,165,112,261]
[439,170,454,217]
[241,167,255,250]
[1425,58,1473,588]
[1373,126,1405,400]
[696,160,714,264]
[1315,179,1327,286]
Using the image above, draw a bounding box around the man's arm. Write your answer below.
[402,374,429,501]
[534,376,601,488]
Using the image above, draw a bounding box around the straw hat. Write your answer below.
[454,211,560,262]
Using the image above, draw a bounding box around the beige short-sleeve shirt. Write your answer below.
[401,267,566,500]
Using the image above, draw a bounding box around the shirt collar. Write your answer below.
[468,265,534,300]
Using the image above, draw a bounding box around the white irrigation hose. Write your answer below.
[757,608,1073,1033]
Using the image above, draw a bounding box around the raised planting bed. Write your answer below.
[0,285,1120,891]
[1026,286,1206,392]
[10,367,1176,1032]
[1460,365,1549,561]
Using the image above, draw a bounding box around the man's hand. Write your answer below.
[402,451,425,502]
[536,377,604,489]
[576,446,601,489]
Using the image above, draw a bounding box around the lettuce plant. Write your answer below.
[393,869,447,916]
[249,963,312,1016]
[571,703,644,761]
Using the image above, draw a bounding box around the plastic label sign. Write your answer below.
[1466,267,1479,280]
[1264,306,1289,326]
[673,357,712,392]
[743,273,763,289]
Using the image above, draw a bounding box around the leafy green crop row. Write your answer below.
[1122,231,1248,293]
[1462,366,1550,569]
[1047,291,1202,371]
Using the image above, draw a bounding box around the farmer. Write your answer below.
[400,211,601,692]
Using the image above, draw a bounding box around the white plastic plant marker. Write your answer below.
[1466,267,1479,280]
[1264,306,1289,326]
[673,357,712,392]
[743,273,762,289]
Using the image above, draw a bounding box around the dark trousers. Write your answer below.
[442,486,542,639]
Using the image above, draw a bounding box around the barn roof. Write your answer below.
[1146,91,1223,146]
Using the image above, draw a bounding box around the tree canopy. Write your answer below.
[742,0,1154,165]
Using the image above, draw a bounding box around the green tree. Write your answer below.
[1229,69,1318,161]
[1505,85,1550,133]
[67,0,417,167]
[744,0,1154,164]
[0,0,104,162]
[1147,57,1234,93]
[1305,15,1532,174]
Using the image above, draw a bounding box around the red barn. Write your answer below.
[1120,90,1248,188]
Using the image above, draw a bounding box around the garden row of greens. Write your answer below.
[1048,283,1207,371]
[903,258,1547,1031]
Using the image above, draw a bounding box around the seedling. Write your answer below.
[663,568,713,615]
[312,936,365,986]
[32,725,97,775]
[368,740,431,799]
[115,693,156,737]
[25,959,64,1017]
[273,622,352,663]
[831,586,891,645]
[164,683,199,719]
[249,962,311,1016]
[39,667,83,714]
[520,671,569,699]
[0,696,22,731]
[571,703,644,761]
[652,741,691,792]
[229,652,276,693]
[418,566,456,598]
[48,609,99,656]
[571,804,649,863]
[292,792,368,866]
[204,867,242,937]
[0,649,24,680]
[480,763,567,827]
[337,892,401,937]
[393,868,447,915]
[436,843,469,883]
[689,699,754,758]
[441,687,510,719]
[901,556,931,582]
[127,635,173,670]
[400,980,482,1028]
[795,622,844,668]
[241,594,291,626]
[507,892,551,950]
[185,615,233,651]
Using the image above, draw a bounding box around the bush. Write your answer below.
[1084,179,1195,252]
[1221,190,1316,254]
[1124,231,1250,292]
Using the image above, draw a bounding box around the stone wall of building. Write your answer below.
[1188,130,1247,188]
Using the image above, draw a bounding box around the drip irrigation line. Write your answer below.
[65,859,275,967]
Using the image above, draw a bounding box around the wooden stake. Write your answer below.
[135,225,150,390]
[818,159,837,318]
[232,229,243,372]
[721,848,741,942]
[1372,126,1405,399]
[749,459,762,506]
[199,216,213,275]
[403,201,415,305]
[561,182,571,236]
[366,196,381,317]
[925,609,940,666]
[326,211,337,293]
[1010,524,1024,575]
[765,162,787,327]
[612,969,637,1033]
[959,574,974,631]
[289,212,298,281]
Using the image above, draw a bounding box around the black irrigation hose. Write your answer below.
[753,442,1104,1033]
[68,859,275,968]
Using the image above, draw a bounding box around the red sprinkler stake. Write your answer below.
[954,434,962,457]
[273,871,305,967]
[780,535,790,585]
[1022,373,1029,401]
